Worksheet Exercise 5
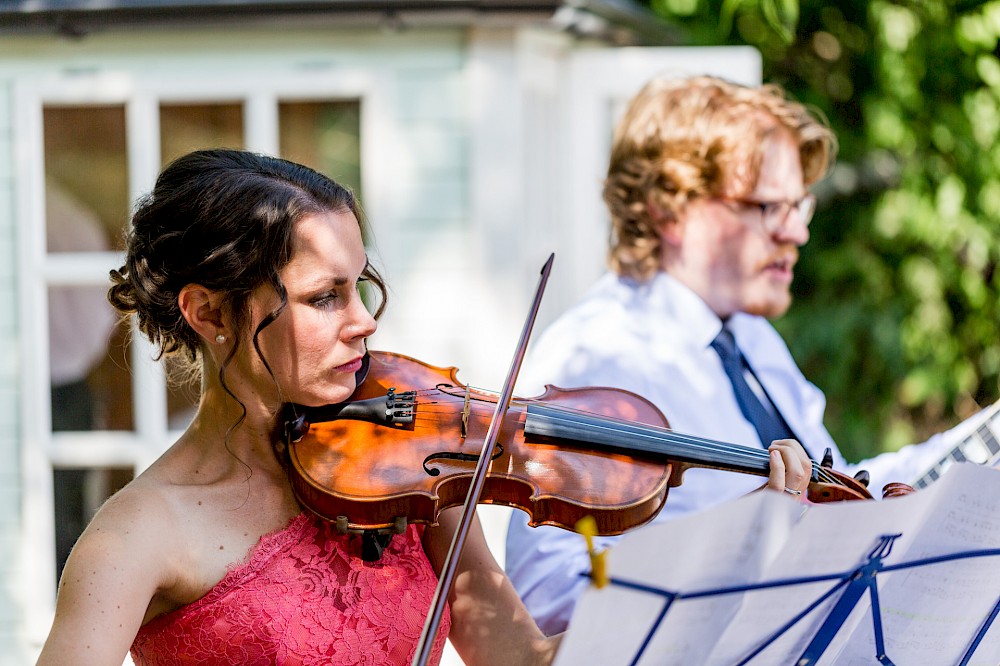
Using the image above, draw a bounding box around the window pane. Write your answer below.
[43,105,128,253]
[280,100,371,308]
[160,102,244,166]
[279,100,361,197]
[53,466,133,583]
[49,285,119,432]
[158,103,243,423]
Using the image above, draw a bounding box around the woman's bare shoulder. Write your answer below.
[64,474,184,597]
[84,468,182,544]
[37,474,183,665]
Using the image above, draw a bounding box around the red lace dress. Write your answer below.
[130,512,450,665]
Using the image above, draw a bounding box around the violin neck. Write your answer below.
[524,402,818,481]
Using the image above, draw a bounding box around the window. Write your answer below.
[22,82,364,629]
[43,105,133,581]
[279,100,362,196]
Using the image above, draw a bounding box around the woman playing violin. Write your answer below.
[37,148,811,666]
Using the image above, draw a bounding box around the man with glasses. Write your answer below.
[504,75,959,635]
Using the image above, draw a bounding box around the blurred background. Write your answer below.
[0,0,997,663]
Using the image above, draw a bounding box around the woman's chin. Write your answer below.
[305,385,357,407]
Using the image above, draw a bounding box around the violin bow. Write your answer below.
[412,253,555,666]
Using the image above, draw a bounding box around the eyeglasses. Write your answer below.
[715,193,817,234]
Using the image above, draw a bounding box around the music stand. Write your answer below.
[554,463,1000,665]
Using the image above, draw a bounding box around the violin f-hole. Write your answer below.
[422,445,505,477]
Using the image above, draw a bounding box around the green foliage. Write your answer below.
[643,0,1000,462]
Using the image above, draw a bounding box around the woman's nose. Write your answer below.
[345,294,377,340]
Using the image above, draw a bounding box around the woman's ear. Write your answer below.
[178,284,227,344]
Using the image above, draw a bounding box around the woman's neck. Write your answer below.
[175,384,284,472]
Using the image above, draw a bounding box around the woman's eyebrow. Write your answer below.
[297,275,350,293]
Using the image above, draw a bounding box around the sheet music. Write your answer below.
[554,463,1000,666]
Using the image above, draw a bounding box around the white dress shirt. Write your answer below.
[505,271,963,635]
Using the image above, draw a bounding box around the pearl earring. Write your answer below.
[215,334,226,344]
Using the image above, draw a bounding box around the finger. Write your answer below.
[769,439,810,494]
[775,440,811,491]
[766,448,786,492]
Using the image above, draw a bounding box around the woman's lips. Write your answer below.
[334,357,363,373]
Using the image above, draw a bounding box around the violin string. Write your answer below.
[423,394,840,485]
[402,393,841,486]
[521,398,769,459]
[514,398,842,486]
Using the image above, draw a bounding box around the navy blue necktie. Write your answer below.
[710,326,796,447]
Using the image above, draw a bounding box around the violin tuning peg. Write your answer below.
[853,469,871,488]
[821,447,834,468]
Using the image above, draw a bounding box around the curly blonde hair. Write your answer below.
[603,75,837,281]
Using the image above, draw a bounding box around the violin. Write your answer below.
[276,350,876,548]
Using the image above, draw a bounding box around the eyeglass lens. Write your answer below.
[764,195,815,231]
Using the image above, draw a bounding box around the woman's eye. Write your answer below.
[312,278,367,308]
[312,292,338,307]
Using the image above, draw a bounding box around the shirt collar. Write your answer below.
[643,272,725,349]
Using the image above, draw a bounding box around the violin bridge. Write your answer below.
[461,386,471,439]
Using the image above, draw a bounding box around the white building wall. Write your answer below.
[0,23,759,663]
[0,78,24,664]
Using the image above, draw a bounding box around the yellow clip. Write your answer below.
[575,515,608,589]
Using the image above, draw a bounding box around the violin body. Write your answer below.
[280,351,878,541]
[283,351,674,536]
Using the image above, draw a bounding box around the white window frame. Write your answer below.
[15,67,386,646]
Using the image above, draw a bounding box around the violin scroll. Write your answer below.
[807,468,873,502]
[809,448,873,502]
[814,447,914,501]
